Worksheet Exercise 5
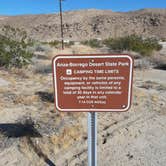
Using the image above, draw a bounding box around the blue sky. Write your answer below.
[0,0,166,15]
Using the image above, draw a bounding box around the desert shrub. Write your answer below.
[104,35,162,56]
[81,39,102,48]
[32,42,52,54]
[0,25,33,68]
[34,63,52,74]
[47,40,60,48]
[35,45,46,52]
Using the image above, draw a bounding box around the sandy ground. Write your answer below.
[54,68,166,166]
[0,45,166,166]
[159,42,166,55]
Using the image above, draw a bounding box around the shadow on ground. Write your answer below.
[35,91,54,103]
[27,137,56,166]
[154,64,166,70]
[0,119,56,166]
[0,122,41,138]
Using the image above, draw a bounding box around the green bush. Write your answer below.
[81,39,102,48]
[47,40,60,48]
[0,25,33,68]
[103,35,162,56]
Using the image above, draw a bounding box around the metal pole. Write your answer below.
[88,112,97,166]
[59,0,64,50]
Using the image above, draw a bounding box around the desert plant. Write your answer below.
[104,35,162,56]
[47,40,60,48]
[0,25,33,68]
[32,41,52,54]
[81,39,102,48]
[34,63,52,74]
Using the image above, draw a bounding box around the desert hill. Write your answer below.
[0,8,166,41]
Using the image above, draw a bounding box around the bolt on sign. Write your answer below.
[52,54,133,112]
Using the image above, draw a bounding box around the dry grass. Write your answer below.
[139,81,166,91]
[33,64,52,75]
[13,95,39,105]
[9,67,34,79]
[0,99,7,109]
[50,125,83,153]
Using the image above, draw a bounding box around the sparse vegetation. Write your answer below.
[0,25,33,68]
[81,39,102,48]
[80,35,162,57]
[43,40,74,48]
[46,40,60,48]
[104,35,162,56]
[34,63,52,74]
[32,42,52,56]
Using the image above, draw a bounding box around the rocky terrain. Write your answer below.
[0,43,166,165]
[0,8,166,41]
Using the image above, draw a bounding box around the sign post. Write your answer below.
[59,0,64,50]
[52,54,133,166]
[88,112,97,166]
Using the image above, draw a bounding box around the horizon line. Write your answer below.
[0,7,166,16]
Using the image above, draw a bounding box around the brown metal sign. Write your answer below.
[52,54,133,112]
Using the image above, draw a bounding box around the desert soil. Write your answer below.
[0,45,166,166]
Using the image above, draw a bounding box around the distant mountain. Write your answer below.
[0,8,166,41]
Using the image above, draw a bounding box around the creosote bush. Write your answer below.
[0,25,33,68]
[104,35,162,56]
[81,39,102,48]
[46,40,60,48]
